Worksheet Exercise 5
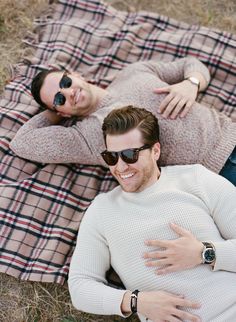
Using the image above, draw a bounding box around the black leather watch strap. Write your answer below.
[130,289,140,313]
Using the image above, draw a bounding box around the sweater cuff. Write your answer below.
[102,289,130,317]
[212,240,236,272]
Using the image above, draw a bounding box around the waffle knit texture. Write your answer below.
[68,164,236,322]
[10,57,236,173]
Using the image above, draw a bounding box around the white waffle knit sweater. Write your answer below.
[68,164,236,322]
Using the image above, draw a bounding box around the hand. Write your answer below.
[138,290,201,322]
[43,109,64,124]
[154,80,198,119]
[143,223,203,275]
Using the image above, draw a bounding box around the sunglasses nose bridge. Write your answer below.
[60,87,75,101]
[115,153,129,170]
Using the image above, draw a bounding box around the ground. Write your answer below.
[0,0,235,321]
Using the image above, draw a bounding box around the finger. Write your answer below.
[175,309,201,322]
[158,93,175,113]
[143,251,165,259]
[145,258,169,267]
[168,316,182,322]
[169,222,192,237]
[177,298,201,309]
[156,265,180,275]
[169,99,187,119]
[180,100,194,118]
[145,239,170,247]
[162,96,181,118]
[153,86,171,94]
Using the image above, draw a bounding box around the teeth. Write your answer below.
[75,89,81,103]
[120,173,134,179]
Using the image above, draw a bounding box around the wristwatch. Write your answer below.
[201,242,216,264]
[186,76,200,90]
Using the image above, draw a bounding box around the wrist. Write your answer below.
[121,291,132,315]
[201,242,216,265]
[184,77,200,93]
[130,289,140,313]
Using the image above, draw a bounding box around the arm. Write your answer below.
[145,57,210,89]
[69,197,201,321]
[68,199,128,316]
[9,110,105,165]
[145,57,210,118]
[143,166,236,274]
[197,165,236,272]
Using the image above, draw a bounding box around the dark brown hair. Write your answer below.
[102,105,159,146]
[31,69,59,109]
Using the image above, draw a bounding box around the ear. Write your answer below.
[152,142,161,161]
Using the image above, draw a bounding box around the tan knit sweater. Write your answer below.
[68,165,236,321]
[10,57,236,173]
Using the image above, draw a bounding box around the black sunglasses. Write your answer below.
[53,72,72,109]
[101,144,152,166]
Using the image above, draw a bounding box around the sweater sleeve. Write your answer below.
[68,197,128,317]
[141,57,210,86]
[9,112,105,165]
[196,165,236,272]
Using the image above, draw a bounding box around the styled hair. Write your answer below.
[102,105,159,146]
[31,69,59,109]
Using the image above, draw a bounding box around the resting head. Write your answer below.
[101,105,161,193]
[31,69,99,117]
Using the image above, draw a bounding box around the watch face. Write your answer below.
[204,249,215,263]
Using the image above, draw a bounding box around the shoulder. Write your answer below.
[121,60,156,74]
[164,164,206,177]
[163,164,216,187]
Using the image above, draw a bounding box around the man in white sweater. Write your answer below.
[68,106,236,322]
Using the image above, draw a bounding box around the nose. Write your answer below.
[115,156,129,172]
[60,87,75,102]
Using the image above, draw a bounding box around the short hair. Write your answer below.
[102,105,159,146]
[31,69,58,109]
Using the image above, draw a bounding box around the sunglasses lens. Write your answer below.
[101,151,118,166]
[60,75,72,89]
[53,92,66,106]
[121,149,137,164]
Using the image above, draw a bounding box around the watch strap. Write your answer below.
[130,289,140,313]
[186,76,200,91]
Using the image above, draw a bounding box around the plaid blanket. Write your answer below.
[0,0,235,284]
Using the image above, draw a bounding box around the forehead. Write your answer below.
[40,71,64,108]
[106,128,143,151]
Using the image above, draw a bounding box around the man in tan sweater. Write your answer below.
[69,106,236,322]
[10,57,236,184]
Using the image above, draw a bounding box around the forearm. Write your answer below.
[148,57,210,88]
[121,291,132,315]
[184,71,208,92]
[212,240,236,272]
[69,277,127,316]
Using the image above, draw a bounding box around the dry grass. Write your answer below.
[0,0,235,321]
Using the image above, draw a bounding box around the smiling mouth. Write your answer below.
[75,89,82,104]
[120,172,135,180]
